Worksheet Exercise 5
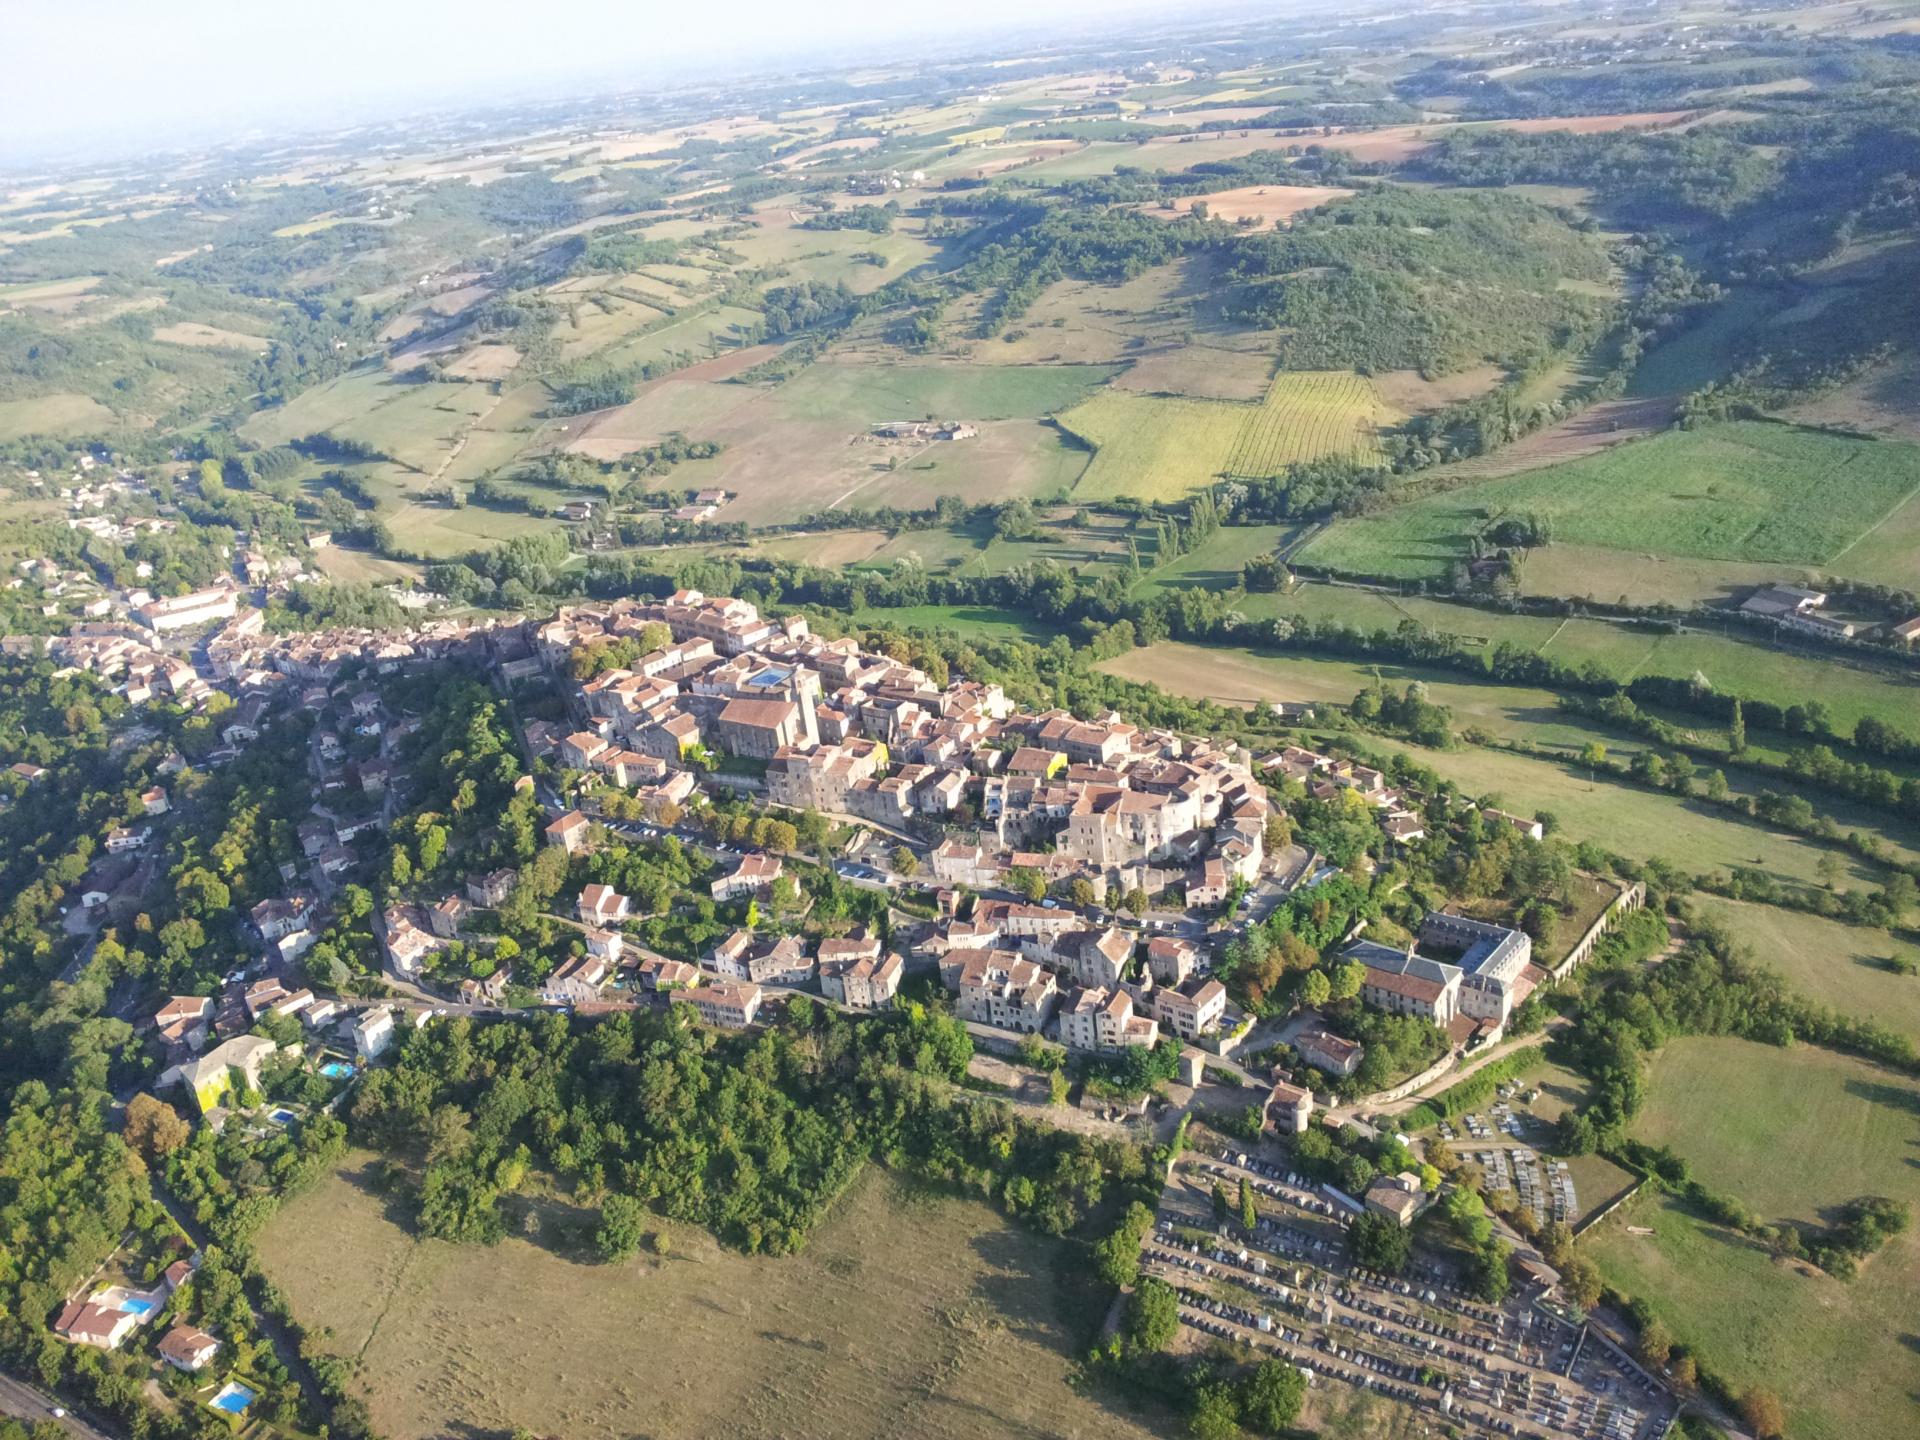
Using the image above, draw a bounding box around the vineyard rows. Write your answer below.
[1224,370,1392,478]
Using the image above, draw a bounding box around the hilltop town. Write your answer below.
[5,1,1920,1438]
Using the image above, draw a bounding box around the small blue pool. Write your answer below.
[118,1295,159,1317]
[210,1382,255,1415]
[319,1061,354,1079]
[269,1108,296,1125]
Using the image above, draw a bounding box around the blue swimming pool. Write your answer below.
[210,1382,255,1415]
[117,1295,159,1317]
[319,1061,354,1079]
[269,1108,296,1125]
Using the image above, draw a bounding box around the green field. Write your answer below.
[1057,392,1252,502]
[1061,371,1390,503]
[1298,421,1920,581]
[774,361,1116,423]
[1132,524,1294,596]
[849,603,1055,639]
[0,392,117,439]
[1588,1037,1920,1440]
[259,1155,1150,1440]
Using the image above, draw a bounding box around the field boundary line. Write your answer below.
[1820,468,1920,567]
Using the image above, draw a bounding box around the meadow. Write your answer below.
[0,392,116,439]
[1589,1036,1920,1440]
[258,1155,1154,1440]
[1298,421,1920,582]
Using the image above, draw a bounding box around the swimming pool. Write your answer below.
[117,1295,159,1317]
[210,1382,255,1415]
[269,1108,296,1125]
[319,1061,354,1079]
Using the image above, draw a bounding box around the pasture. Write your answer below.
[258,1156,1148,1440]
[1298,421,1920,581]
[0,392,117,439]
[773,360,1116,424]
[1590,1036,1920,1440]
[1132,524,1293,597]
[582,359,1110,525]
[151,320,269,352]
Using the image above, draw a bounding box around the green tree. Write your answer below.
[1188,1383,1242,1440]
[1010,867,1047,903]
[1349,1213,1411,1272]
[595,1193,649,1263]
[1123,1278,1180,1353]
[889,844,918,877]
[1239,1175,1257,1231]
[1239,1358,1306,1434]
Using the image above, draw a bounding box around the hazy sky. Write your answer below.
[5,0,1206,162]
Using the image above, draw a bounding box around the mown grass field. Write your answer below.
[0,392,118,439]
[1056,390,1255,501]
[1299,421,1920,581]
[1131,524,1293,597]
[850,604,1053,639]
[1588,1036,1920,1440]
[775,361,1117,424]
[259,1156,1151,1440]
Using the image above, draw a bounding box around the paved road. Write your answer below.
[0,1373,113,1439]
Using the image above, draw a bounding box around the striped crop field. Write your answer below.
[1224,369,1398,478]
[1059,369,1397,502]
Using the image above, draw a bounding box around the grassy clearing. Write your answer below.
[0,392,117,439]
[385,500,557,558]
[1132,524,1293,596]
[1686,895,1920,1040]
[307,547,425,587]
[1299,421,1920,581]
[1589,1036,1920,1440]
[849,604,1051,639]
[773,361,1116,424]
[1634,1036,1920,1225]
[259,1156,1146,1440]
[1626,287,1778,397]
[1517,543,1800,608]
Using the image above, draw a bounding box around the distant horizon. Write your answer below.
[2,0,1279,170]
